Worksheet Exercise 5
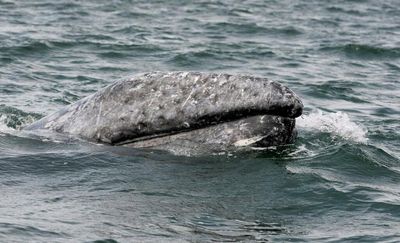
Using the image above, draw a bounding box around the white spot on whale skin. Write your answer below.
[44,120,55,129]
[234,135,266,147]
[181,88,195,108]
[96,101,103,126]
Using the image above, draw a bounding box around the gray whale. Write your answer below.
[24,72,303,152]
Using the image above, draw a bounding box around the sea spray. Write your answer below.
[297,110,368,143]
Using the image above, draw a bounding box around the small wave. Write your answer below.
[0,105,42,132]
[297,110,368,143]
[204,22,303,36]
[0,83,27,95]
[205,22,268,34]
[88,239,118,243]
[169,51,220,68]
[320,44,400,59]
[0,115,16,135]
[268,26,303,36]
[1,39,166,58]
[326,6,367,16]
[0,222,67,238]
[176,214,285,241]
[2,41,52,55]
[0,40,62,56]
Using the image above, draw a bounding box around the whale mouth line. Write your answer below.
[113,113,292,147]
[108,106,299,146]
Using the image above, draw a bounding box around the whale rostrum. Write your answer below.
[24,72,303,151]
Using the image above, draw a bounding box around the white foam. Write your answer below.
[287,144,317,158]
[0,114,17,135]
[297,110,368,143]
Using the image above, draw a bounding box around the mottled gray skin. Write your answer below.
[24,72,303,151]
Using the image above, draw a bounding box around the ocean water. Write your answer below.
[0,0,399,242]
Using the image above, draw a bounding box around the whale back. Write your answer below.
[24,72,303,144]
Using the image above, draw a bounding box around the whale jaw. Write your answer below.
[121,115,296,153]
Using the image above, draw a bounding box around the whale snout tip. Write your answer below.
[292,99,304,118]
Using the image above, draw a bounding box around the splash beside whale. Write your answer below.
[24,72,303,153]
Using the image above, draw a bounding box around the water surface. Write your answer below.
[0,0,399,242]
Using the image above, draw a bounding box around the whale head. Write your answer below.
[24,72,303,152]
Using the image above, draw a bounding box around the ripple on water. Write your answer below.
[89,239,119,243]
[141,213,288,242]
[204,22,303,37]
[0,222,69,239]
[326,6,368,16]
[288,143,400,208]
[319,44,400,59]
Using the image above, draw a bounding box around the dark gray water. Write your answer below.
[1,0,399,242]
